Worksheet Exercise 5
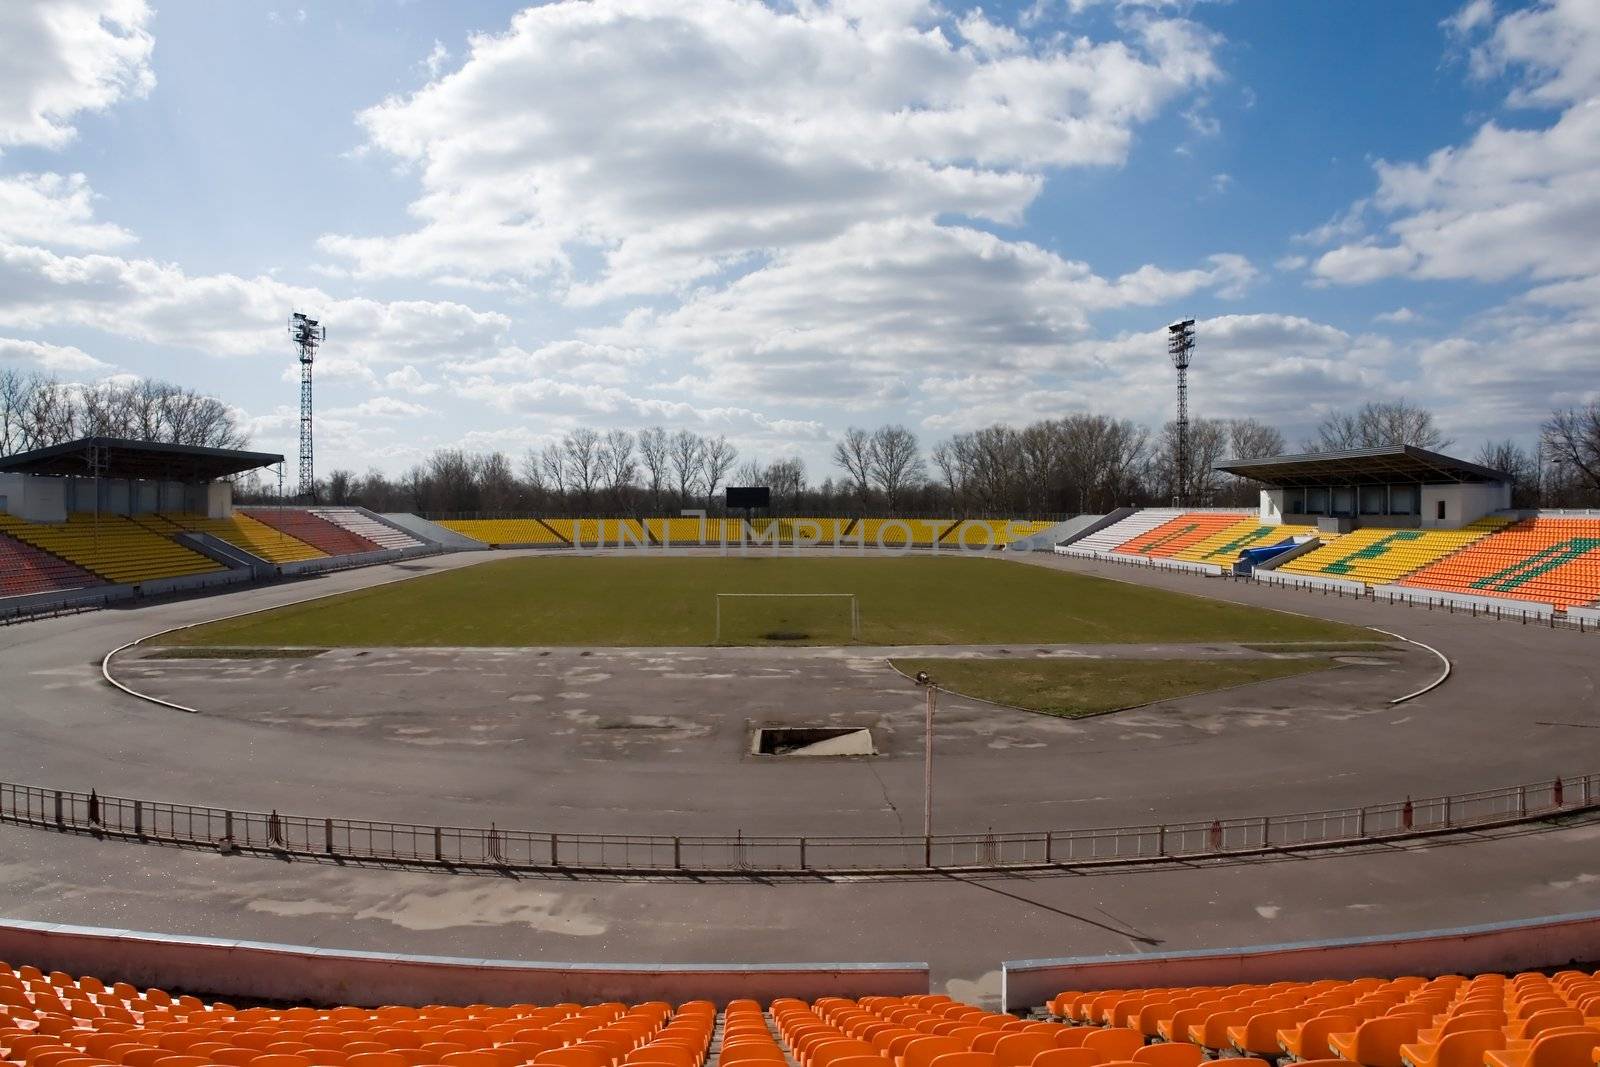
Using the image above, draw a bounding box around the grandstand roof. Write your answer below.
[1215,445,1510,487]
[0,437,282,481]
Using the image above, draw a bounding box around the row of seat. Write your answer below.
[1108,513,1250,560]
[1048,969,1600,1067]
[1277,518,1511,585]
[145,513,326,564]
[0,530,101,598]
[0,513,221,585]
[1400,518,1600,609]
[0,961,713,1067]
[310,509,424,551]
[1169,520,1321,565]
[239,509,382,557]
[435,518,1060,549]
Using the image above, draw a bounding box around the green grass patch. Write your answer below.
[891,656,1340,717]
[158,555,1373,648]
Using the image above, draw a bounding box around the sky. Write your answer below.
[0,0,1597,480]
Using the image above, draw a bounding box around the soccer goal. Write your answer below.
[713,593,860,644]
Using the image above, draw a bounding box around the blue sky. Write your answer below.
[2,0,1596,478]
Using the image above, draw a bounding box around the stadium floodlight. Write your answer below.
[288,311,325,503]
[1167,318,1196,507]
[913,669,937,845]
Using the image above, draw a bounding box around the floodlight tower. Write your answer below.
[288,311,325,502]
[1167,318,1196,506]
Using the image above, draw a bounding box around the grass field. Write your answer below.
[889,656,1339,717]
[159,555,1374,648]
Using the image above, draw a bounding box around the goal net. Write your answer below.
[713,593,860,644]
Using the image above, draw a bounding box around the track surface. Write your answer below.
[1,548,1598,1001]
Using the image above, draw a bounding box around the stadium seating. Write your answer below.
[941,520,1058,547]
[544,519,650,546]
[1063,510,1183,555]
[1276,517,1512,586]
[1398,517,1600,609]
[854,519,956,547]
[0,962,717,1067]
[747,517,853,543]
[1109,512,1250,558]
[1170,520,1321,567]
[155,513,326,564]
[312,508,424,551]
[1047,970,1600,1067]
[0,528,102,598]
[644,517,745,544]
[437,519,571,547]
[242,508,382,557]
[0,513,222,585]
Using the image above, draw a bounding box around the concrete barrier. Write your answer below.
[1002,909,1600,1010]
[0,916,928,1006]
[1373,584,1558,620]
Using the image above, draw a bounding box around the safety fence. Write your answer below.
[0,772,1594,876]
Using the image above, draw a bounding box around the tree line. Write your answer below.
[1,368,1594,515]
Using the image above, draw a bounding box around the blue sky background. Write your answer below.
[2,0,1595,478]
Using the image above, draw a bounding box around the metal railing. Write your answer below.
[1,772,1593,876]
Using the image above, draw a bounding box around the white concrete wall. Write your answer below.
[0,473,67,522]
[1421,482,1511,528]
[205,481,232,518]
[0,917,927,1007]
[1260,489,1284,523]
[1004,909,1600,1010]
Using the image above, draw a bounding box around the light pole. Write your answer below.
[914,670,937,842]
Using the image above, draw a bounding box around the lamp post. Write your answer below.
[914,670,937,843]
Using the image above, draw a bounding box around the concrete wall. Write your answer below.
[206,481,232,518]
[0,917,927,1007]
[0,473,67,522]
[1421,482,1512,528]
[1003,909,1600,1010]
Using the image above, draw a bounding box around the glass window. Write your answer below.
[1306,487,1329,514]
[1390,485,1418,515]
[1360,485,1386,514]
[1332,487,1356,516]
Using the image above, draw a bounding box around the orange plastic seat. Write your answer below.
[1080,1031,1141,1061]
[1328,1016,1424,1067]
[1129,1044,1202,1067]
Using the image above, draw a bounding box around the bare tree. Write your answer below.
[832,426,873,507]
[867,424,925,514]
[1543,404,1600,499]
[326,469,355,505]
[931,438,970,508]
[765,457,806,512]
[731,457,764,488]
[700,434,737,510]
[668,429,704,508]
[539,442,567,500]
[562,427,603,507]
[1154,417,1229,504]
[637,426,670,512]
[1476,439,1541,509]
[476,451,520,513]
[1017,422,1059,515]
[598,429,638,508]
[0,369,27,456]
[1309,400,1451,453]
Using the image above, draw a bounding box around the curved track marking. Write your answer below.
[1370,626,1452,704]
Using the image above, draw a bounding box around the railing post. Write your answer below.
[1357,806,1366,837]
[550,832,559,866]
[1518,785,1526,817]
[223,810,234,841]
[1157,824,1166,855]
[1443,795,1452,827]
[1045,830,1053,864]
[799,837,806,870]
[673,836,682,870]
[924,835,933,868]
[324,818,334,854]
[54,790,63,828]
[133,799,143,839]
[433,826,443,862]
[1260,815,1270,848]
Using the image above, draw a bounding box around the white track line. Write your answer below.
[1370,626,1452,704]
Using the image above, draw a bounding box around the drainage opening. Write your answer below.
[753,726,876,757]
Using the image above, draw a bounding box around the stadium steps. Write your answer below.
[310,507,425,550]
[378,512,490,549]
[159,512,326,564]
[240,507,382,556]
[0,512,223,585]
[1060,508,1183,556]
[1110,512,1251,559]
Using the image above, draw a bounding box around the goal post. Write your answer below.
[713,593,860,644]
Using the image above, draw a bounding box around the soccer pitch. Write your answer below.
[159,555,1373,648]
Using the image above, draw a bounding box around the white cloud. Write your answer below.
[589,218,1255,410]
[1316,1,1600,287]
[383,364,439,395]
[0,173,135,250]
[0,240,511,374]
[1374,306,1421,324]
[0,0,155,151]
[328,396,433,419]
[0,335,113,373]
[320,0,1220,299]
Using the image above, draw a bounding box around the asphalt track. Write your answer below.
[1,547,1597,1003]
